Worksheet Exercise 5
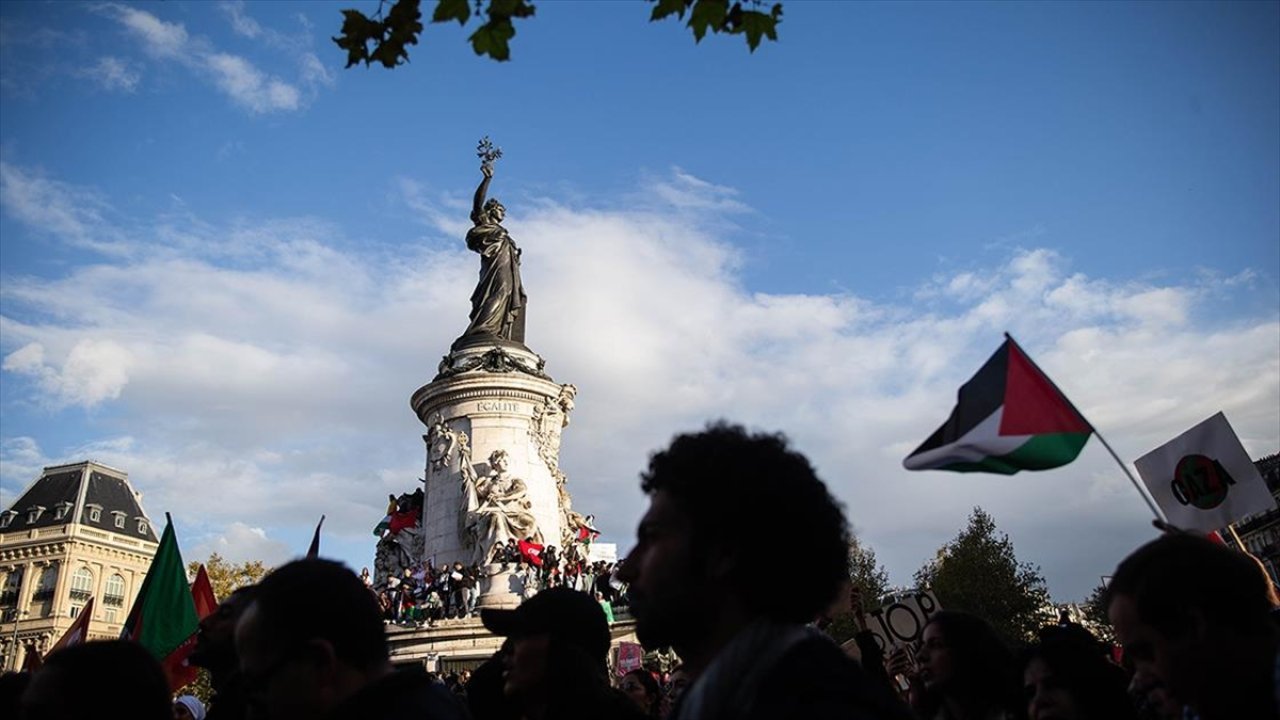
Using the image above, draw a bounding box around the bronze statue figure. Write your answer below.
[457,139,526,346]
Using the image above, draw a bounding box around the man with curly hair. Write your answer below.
[617,422,912,720]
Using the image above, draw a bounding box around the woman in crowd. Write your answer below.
[619,669,662,719]
[891,611,1023,720]
[1020,628,1136,720]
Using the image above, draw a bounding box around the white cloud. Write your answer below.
[98,4,318,114]
[79,56,141,92]
[219,0,262,39]
[3,338,133,408]
[206,52,300,113]
[107,3,189,59]
[1,166,1276,600]
[190,522,292,566]
[0,162,129,254]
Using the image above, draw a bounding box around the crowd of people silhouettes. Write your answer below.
[2,422,1277,720]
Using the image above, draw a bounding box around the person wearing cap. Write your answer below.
[617,422,913,720]
[481,586,646,720]
[234,558,467,720]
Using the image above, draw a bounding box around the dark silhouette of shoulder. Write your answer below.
[746,634,914,720]
[324,666,467,720]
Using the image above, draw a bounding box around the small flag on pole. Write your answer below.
[191,564,218,618]
[306,515,326,559]
[1134,412,1276,532]
[904,336,1093,474]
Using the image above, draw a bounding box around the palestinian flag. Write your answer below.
[121,515,200,690]
[373,496,397,536]
[904,336,1093,474]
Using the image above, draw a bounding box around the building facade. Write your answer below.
[0,461,158,670]
[1236,453,1280,582]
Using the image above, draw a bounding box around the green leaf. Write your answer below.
[649,0,690,22]
[332,9,382,68]
[688,0,727,42]
[490,0,537,19]
[736,9,777,51]
[432,0,471,25]
[470,18,516,61]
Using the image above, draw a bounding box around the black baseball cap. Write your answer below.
[481,587,611,660]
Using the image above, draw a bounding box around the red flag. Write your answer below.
[20,643,43,672]
[165,636,200,690]
[306,515,325,559]
[48,597,96,656]
[518,539,544,567]
[191,565,218,619]
[388,508,418,535]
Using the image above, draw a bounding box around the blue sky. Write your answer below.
[1,1,1277,602]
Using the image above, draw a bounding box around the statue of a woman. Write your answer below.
[467,450,542,564]
[457,163,527,346]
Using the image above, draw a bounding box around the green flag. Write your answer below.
[121,515,199,662]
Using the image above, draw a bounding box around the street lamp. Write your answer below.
[6,608,28,671]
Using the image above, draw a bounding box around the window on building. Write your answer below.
[54,502,73,521]
[86,505,102,523]
[1,511,16,528]
[104,607,118,624]
[104,573,126,608]
[30,565,58,608]
[70,567,94,603]
[69,604,80,618]
[26,506,46,524]
[0,568,22,606]
[111,512,126,529]
[136,518,148,535]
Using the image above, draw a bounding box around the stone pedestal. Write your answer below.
[410,343,578,609]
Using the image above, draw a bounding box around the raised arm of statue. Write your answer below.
[472,165,493,224]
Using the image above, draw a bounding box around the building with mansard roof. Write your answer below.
[0,461,158,670]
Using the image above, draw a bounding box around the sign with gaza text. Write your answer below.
[862,591,942,653]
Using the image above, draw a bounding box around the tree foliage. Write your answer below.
[913,507,1051,648]
[187,552,270,602]
[333,0,783,66]
[826,536,891,645]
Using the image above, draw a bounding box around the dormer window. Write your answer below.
[111,511,126,529]
[54,502,74,520]
[26,506,46,524]
[136,518,148,535]
[0,511,15,529]
[85,504,102,523]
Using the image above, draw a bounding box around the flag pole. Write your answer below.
[1004,333,1165,523]
[1090,429,1166,523]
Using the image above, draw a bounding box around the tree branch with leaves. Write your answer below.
[333,0,783,67]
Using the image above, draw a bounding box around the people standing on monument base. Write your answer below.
[617,422,913,720]
[1106,533,1279,720]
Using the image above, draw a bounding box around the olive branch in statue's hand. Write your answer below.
[477,136,502,173]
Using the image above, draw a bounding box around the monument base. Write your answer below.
[476,563,528,610]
